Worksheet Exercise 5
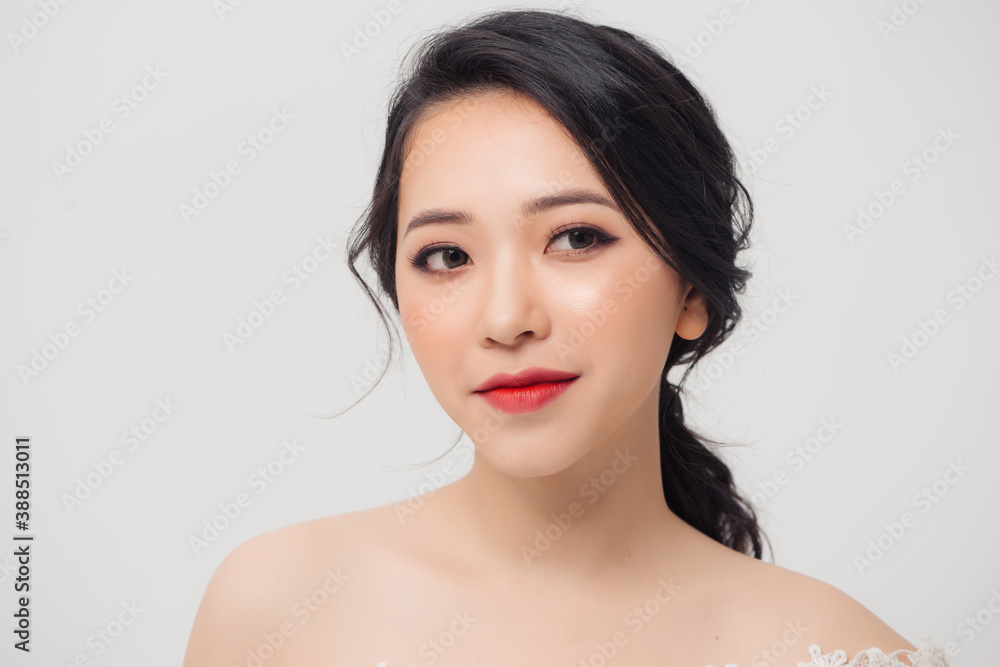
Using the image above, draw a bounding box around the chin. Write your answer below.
[466,422,599,480]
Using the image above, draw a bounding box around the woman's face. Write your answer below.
[395,91,707,478]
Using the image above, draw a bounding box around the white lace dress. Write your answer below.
[706,635,949,667]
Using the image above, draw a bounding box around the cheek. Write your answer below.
[622,260,677,353]
[397,275,473,384]
[556,257,677,369]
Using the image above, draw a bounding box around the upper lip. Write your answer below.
[474,367,580,393]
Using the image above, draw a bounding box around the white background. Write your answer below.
[1,0,997,665]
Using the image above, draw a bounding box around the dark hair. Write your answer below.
[332,8,769,560]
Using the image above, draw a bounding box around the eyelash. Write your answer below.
[406,224,619,275]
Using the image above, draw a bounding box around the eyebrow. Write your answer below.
[402,188,620,238]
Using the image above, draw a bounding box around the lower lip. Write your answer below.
[475,377,579,414]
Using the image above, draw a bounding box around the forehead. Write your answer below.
[405,90,565,151]
[397,91,604,231]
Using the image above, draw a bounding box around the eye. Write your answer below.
[548,226,606,253]
[406,224,619,275]
[419,246,469,272]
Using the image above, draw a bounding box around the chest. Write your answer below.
[262,566,815,667]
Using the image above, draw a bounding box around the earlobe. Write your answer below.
[675,287,708,340]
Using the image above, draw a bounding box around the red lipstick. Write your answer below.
[474,367,580,414]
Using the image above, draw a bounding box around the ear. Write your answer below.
[675,285,708,341]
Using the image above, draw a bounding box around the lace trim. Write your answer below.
[705,635,949,667]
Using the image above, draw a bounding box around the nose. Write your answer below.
[474,254,551,347]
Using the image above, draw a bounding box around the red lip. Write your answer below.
[474,367,580,393]
[476,378,579,414]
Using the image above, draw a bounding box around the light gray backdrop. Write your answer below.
[1,0,997,665]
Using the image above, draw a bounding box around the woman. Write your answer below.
[184,9,948,667]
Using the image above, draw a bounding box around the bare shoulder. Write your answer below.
[793,575,918,664]
[182,504,398,666]
[731,556,918,665]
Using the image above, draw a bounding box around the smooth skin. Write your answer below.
[184,91,918,667]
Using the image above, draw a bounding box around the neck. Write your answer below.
[428,388,694,582]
